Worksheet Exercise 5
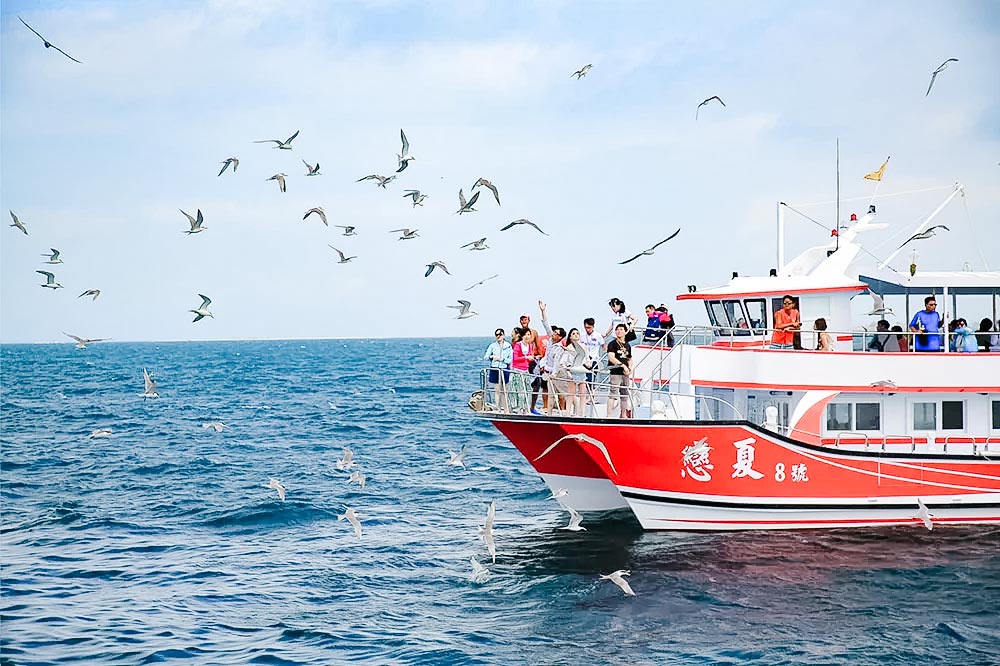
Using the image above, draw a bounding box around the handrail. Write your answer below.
[834,431,871,450]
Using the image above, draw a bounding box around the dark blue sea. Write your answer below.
[2,339,998,665]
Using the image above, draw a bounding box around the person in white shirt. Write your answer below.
[581,317,605,416]
[538,301,568,414]
[604,297,637,339]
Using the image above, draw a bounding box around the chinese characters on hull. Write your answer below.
[679,435,810,484]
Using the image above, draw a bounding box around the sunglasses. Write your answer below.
[495,332,504,337]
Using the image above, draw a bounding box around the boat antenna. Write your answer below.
[835,138,840,252]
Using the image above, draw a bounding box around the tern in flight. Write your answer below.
[18,16,82,63]
[41,248,63,264]
[88,428,113,439]
[335,448,357,470]
[328,246,357,264]
[9,211,28,235]
[866,292,894,317]
[202,422,227,432]
[478,500,496,563]
[461,238,489,251]
[78,289,101,300]
[304,207,327,226]
[447,300,479,319]
[915,498,934,531]
[180,209,206,234]
[218,157,239,176]
[396,129,415,173]
[424,261,451,277]
[455,189,480,214]
[896,225,950,250]
[142,368,159,399]
[548,488,569,500]
[267,173,288,193]
[470,556,490,583]
[600,570,636,596]
[36,270,63,289]
[403,190,427,207]
[560,505,586,531]
[465,274,499,292]
[572,64,592,79]
[472,178,501,206]
[335,225,358,236]
[189,294,214,322]
[500,218,548,235]
[618,228,681,264]
[389,228,420,240]
[446,445,468,468]
[339,508,363,538]
[925,58,958,96]
[357,174,396,188]
[64,333,109,349]
[348,471,367,489]
[267,478,286,502]
[696,95,726,120]
[302,160,321,176]
[254,130,299,150]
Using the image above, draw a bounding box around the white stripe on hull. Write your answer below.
[538,473,628,511]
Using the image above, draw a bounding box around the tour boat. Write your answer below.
[477,183,1000,530]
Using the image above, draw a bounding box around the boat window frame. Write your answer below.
[942,400,964,431]
[825,401,882,433]
[825,403,853,432]
[743,298,768,334]
[992,400,1000,432]
[722,300,751,336]
[707,300,733,334]
[913,401,937,430]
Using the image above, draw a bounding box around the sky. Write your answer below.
[1,0,998,343]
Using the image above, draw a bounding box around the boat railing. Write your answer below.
[834,431,871,450]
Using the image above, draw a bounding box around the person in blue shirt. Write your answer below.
[483,329,513,409]
[908,296,943,352]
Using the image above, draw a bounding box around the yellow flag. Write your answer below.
[864,156,890,181]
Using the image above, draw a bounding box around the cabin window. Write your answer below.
[913,402,936,430]
[942,400,964,430]
[993,401,1000,430]
[708,301,732,330]
[723,300,751,335]
[744,299,767,333]
[855,403,881,430]
[826,404,852,431]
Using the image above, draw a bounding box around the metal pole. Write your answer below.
[777,202,785,273]
[877,183,965,270]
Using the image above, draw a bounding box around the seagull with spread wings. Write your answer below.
[500,218,548,235]
[180,209,206,234]
[389,228,419,240]
[472,178,501,206]
[447,300,479,319]
[460,238,489,251]
[142,368,159,399]
[36,270,63,289]
[335,225,358,236]
[403,190,427,206]
[254,130,299,150]
[572,64,592,79]
[396,129,415,173]
[302,160,321,176]
[357,174,396,188]
[9,211,28,235]
[464,274,499,292]
[78,289,101,300]
[18,16,82,63]
[925,58,958,96]
[896,225,950,250]
[64,333,109,349]
[424,261,451,277]
[303,207,327,226]
[328,246,356,264]
[189,294,214,322]
[218,157,239,176]
[455,189,480,214]
[696,95,726,120]
[619,228,681,264]
[41,248,63,264]
[267,173,288,193]
[600,570,636,596]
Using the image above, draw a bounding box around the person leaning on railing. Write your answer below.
[770,295,801,350]
[483,328,512,410]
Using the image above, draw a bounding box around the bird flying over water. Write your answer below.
[925,59,958,96]
[302,160,321,176]
[254,130,299,150]
[696,95,726,120]
[866,292,894,317]
[478,500,496,563]
[470,556,490,583]
[328,245,356,264]
[896,225,950,250]
[403,190,427,207]
[572,64,592,79]
[915,498,934,530]
[500,218,548,235]
[304,207,327,226]
[548,488,569,500]
[464,274,499,292]
[267,478,286,502]
[218,157,239,176]
[41,248,63,264]
[9,211,28,235]
[335,448,357,470]
[472,178,501,206]
[424,261,451,277]
[78,289,101,300]
[534,433,617,474]
[600,570,636,596]
[396,129,415,172]
[189,294,213,322]
[447,300,479,319]
[455,189,480,214]
[142,368,159,399]
[202,422,227,432]
[267,173,288,193]
[64,333,109,349]
[619,228,681,264]
[348,470,367,489]
[335,225,358,236]
[461,238,489,251]
[339,507,363,538]
[18,16,82,63]
[560,504,586,531]
[357,174,396,188]
[389,228,419,240]
[446,445,468,468]
[88,428,113,439]
[36,270,62,289]
[180,209,206,234]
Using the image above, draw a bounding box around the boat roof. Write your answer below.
[860,272,1000,296]
[676,277,868,301]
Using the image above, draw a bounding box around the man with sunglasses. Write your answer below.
[909,296,943,352]
[483,328,512,409]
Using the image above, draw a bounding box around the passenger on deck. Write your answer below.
[508,328,535,413]
[909,296,943,352]
[581,317,605,416]
[953,319,978,353]
[607,323,634,418]
[814,318,834,351]
[891,325,908,352]
[867,319,892,352]
[976,317,995,352]
[605,298,637,340]
[561,328,592,417]
[770,295,801,350]
[657,305,676,346]
[483,329,512,410]
[642,304,665,344]
[538,301,567,414]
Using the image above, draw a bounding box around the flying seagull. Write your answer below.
[455,189,480,214]
[218,157,239,176]
[142,368,159,399]
[88,428,113,439]
[9,210,28,235]
[460,238,489,251]
[560,504,586,531]
[302,160,321,176]
[896,225,950,250]
[396,129,415,173]
[41,248,63,264]
[78,289,101,300]
[446,444,468,468]
[548,488,569,500]
[534,433,617,475]
[180,208,206,234]
[335,225,358,236]
[348,470,367,490]
[500,218,548,235]
[36,270,63,289]
[447,300,479,319]
[389,228,419,240]
[866,292,894,317]
[465,274,499,291]
[478,500,496,563]
[600,570,636,597]
[202,422,227,432]
[696,95,726,120]
[64,333,109,349]
[403,190,427,206]
[189,294,213,322]
[572,64,592,79]
[339,507,363,538]
[304,207,327,226]
[328,245,357,264]
[925,59,958,96]
[470,556,490,583]
[424,261,451,277]
[915,498,933,531]
[254,130,299,150]
[618,228,681,264]
[357,174,396,188]
[267,478,286,502]
[267,173,288,193]
[472,178,501,206]
[870,379,897,389]
[335,448,357,471]
[18,16,82,63]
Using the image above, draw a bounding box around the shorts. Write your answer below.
[769,343,794,350]
[532,376,547,391]
[570,369,587,383]
[488,369,510,384]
